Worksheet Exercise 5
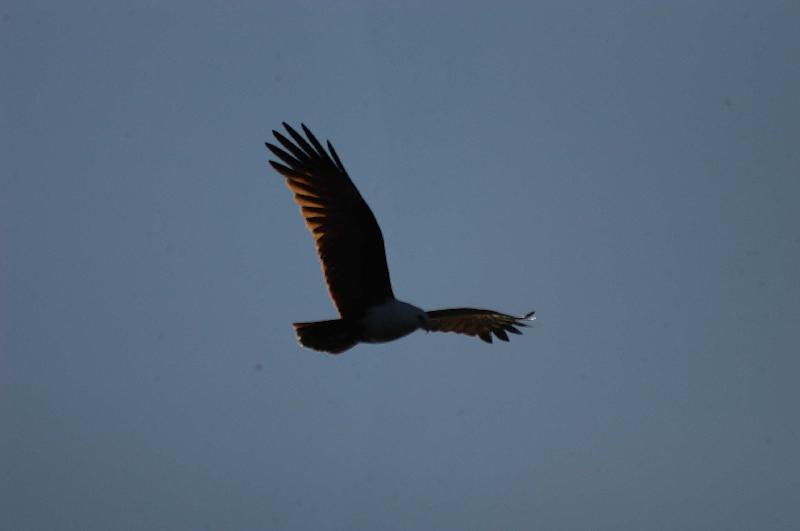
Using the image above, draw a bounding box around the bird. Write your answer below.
[266,123,535,354]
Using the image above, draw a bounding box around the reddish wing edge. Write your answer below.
[426,308,535,343]
[266,123,394,318]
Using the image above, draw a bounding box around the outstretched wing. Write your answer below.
[266,123,394,318]
[426,308,535,343]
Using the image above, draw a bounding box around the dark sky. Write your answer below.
[3,2,799,530]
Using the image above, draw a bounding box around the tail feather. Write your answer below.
[292,319,358,354]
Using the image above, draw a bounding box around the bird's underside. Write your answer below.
[266,123,535,354]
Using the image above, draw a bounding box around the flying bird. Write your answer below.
[266,123,535,354]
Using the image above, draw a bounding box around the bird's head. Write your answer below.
[416,310,431,332]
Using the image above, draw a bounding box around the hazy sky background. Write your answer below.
[3,2,799,530]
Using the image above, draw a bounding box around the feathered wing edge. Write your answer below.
[265,123,395,318]
[425,308,536,343]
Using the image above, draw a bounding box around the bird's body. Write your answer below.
[266,123,535,354]
[359,300,429,343]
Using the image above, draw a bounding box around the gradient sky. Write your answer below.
[3,2,799,530]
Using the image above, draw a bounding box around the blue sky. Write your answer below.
[3,2,799,530]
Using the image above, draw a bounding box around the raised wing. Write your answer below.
[426,308,535,343]
[266,123,394,318]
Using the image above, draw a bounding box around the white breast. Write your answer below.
[359,299,426,343]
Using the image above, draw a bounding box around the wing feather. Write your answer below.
[273,131,313,163]
[266,123,394,318]
[426,308,535,344]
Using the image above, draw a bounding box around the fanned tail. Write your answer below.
[292,319,358,354]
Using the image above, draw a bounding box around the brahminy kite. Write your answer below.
[266,123,535,354]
